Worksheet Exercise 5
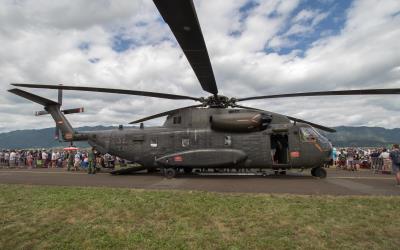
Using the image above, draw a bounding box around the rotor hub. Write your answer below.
[201,95,237,108]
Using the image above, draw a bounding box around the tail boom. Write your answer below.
[8,88,86,141]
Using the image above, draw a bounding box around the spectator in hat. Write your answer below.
[389,144,400,186]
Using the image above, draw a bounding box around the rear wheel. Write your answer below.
[164,168,177,179]
[312,167,327,178]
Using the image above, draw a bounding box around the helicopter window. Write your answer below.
[228,109,240,113]
[300,127,318,142]
[224,136,232,146]
[150,138,158,148]
[173,116,182,124]
[182,138,190,147]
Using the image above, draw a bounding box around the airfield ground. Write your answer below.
[1,168,399,249]
[0,168,398,195]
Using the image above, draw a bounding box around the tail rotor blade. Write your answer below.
[58,84,63,106]
[35,110,49,116]
[62,107,84,115]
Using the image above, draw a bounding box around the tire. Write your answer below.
[313,167,327,178]
[164,168,177,179]
[311,168,316,176]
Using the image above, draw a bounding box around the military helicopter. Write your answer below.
[8,0,400,178]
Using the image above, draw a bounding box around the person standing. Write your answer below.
[4,151,10,167]
[74,151,81,171]
[87,147,96,174]
[42,151,48,168]
[346,148,355,171]
[332,147,338,166]
[67,151,74,171]
[9,150,16,168]
[0,150,4,167]
[27,152,33,169]
[389,144,400,186]
[379,148,391,172]
[51,151,57,168]
[55,151,61,168]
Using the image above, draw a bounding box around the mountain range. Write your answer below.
[0,125,399,149]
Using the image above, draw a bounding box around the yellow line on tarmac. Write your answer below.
[331,176,393,180]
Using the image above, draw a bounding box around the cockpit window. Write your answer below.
[300,127,329,143]
[300,127,318,142]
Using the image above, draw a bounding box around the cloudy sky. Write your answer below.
[0,0,399,133]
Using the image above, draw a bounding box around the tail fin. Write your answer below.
[8,88,76,141]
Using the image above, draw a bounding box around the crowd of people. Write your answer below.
[330,144,400,185]
[0,148,123,174]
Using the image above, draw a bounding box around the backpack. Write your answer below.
[391,150,400,165]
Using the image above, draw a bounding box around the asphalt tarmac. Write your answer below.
[0,167,399,195]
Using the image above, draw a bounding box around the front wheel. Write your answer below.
[164,168,177,179]
[311,167,327,178]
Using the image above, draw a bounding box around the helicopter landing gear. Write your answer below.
[183,167,193,174]
[311,167,327,178]
[147,168,157,173]
[164,168,177,179]
[273,169,287,175]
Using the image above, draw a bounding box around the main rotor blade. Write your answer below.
[237,88,400,102]
[8,88,59,106]
[12,83,200,101]
[153,0,218,95]
[233,104,336,132]
[286,116,336,133]
[129,104,203,124]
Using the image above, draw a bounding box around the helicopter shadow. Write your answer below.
[115,171,315,180]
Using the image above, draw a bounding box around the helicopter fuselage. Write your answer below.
[82,108,332,170]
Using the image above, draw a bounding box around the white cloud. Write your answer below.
[0,0,400,133]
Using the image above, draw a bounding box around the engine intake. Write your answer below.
[211,112,272,132]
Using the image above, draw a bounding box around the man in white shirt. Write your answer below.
[4,151,10,167]
[51,151,57,168]
[42,151,48,168]
[9,151,16,168]
[55,151,61,168]
[379,148,391,172]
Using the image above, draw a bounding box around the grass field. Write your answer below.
[0,184,399,250]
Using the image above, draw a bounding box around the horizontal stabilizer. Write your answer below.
[35,107,84,116]
[8,88,59,106]
[35,110,49,116]
[63,107,84,114]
